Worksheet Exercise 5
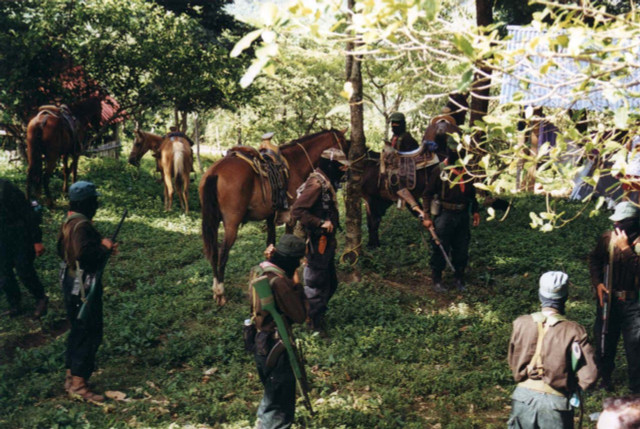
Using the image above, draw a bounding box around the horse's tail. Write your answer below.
[26,116,45,198]
[173,141,185,188]
[200,173,220,277]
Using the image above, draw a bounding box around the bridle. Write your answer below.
[296,129,346,172]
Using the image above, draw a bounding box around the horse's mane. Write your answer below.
[279,129,340,149]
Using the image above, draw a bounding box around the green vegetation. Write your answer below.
[0,154,623,428]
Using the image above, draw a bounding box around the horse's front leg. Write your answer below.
[71,154,79,184]
[266,214,276,246]
[44,157,57,208]
[62,154,69,193]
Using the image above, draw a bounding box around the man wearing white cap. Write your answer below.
[508,271,598,428]
[590,200,640,393]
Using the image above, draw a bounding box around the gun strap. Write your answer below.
[527,312,566,379]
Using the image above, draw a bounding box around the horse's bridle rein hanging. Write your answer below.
[296,130,345,172]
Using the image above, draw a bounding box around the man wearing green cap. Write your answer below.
[508,271,598,428]
[0,178,48,318]
[423,141,480,293]
[590,200,640,393]
[246,234,307,429]
[57,180,117,402]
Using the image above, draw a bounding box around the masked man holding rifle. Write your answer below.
[57,181,119,402]
[590,201,640,393]
[246,234,310,429]
[423,138,480,293]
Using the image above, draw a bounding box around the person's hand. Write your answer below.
[473,212,481,227]
[34,242,45,257]
[597,282,610,307]
[321,220,334,233]
[264,244,276,259]
[613,228,630,251]
[422,218,433,229]
[101,238,119,255]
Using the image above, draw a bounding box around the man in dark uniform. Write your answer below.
[590,201,640,393]
[291,165,339,334]
[0,178,48,318]
[248,234,307,429]
[508,271,598,429]
[423,140,480,292]
[387,112,419,152]
[57,181,117,402]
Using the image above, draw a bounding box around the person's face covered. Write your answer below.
[391,121,405,136]
[614,217,640,238]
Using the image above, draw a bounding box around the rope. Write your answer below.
[339,240,362,266]
[296,142,315,172]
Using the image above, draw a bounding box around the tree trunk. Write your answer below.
[469,0,493,158]
[194,112,203,173]
[343,0,365,279]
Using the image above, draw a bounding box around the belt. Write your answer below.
[518,379,565,397]
[441,201,467,211]
[614,290,639,301]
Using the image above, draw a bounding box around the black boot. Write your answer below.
[34,296,49,318]
[431,272,447,293]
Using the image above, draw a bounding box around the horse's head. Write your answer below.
[332,128,350,154]
[422,116,461,160]
[129,130,152,167]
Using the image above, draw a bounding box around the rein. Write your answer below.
[296,142,315,172]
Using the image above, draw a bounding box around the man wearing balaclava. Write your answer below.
[590,200,640,393]
[388,112,419,152]
[422,137,480,293]
[507,271,598,429]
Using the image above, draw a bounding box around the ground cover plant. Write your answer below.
[0,153,625,428]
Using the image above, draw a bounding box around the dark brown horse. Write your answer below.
[362,95,468,248]
[26,98,102,206]
[200,129,348,305]
[128,130,193,213]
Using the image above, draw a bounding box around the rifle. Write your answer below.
[252,276,315,415]
[601,262,612,358]
[77,209,128,321]
[428,226,456,273]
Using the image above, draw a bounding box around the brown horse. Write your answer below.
[26,98,102,206]
[200,129,348,305]
[362,95,468,248]
[128,130,193,213]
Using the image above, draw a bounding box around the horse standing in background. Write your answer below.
[26,98,102,206]
[361,94,468,248]
[128,130,193,213]
[199,129,348,305]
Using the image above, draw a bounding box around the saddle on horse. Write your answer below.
[227,135,290,214]
[37,105,82,152]
[381,143,439,192]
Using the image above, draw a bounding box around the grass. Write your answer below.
[0,152,623,428]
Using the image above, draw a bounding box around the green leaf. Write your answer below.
[453,34,474,57]
[614,106,629,130]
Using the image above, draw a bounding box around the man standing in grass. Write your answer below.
[0,178,48,318]
[590,200,640,393]
[247,234,307,428]
[507,271,598,428]
[58,181,117,402]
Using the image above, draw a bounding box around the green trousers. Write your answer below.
[508,386,574,429]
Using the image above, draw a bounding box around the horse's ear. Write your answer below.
[340,127,349,135]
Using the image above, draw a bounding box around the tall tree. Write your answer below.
[344,0,366,271]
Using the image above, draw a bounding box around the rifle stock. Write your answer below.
[77,209,128,321]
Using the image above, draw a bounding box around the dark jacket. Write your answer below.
[508,311,598,395]
[590,230,640,293]
[389,132,419,152]
[291,170,339,237]
[57,213,109,274]
[424,164,479,217]
[0,179,42,244]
